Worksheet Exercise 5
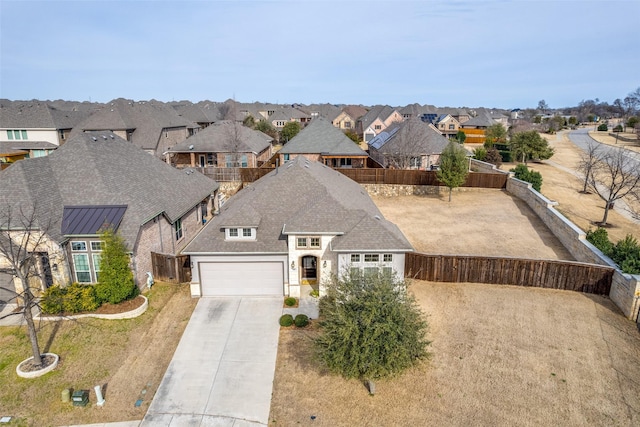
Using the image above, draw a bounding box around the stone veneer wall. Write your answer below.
[363,184,479,197]
[506,177,639,320]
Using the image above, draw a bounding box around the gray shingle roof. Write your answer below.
[278,117,368,156]
[73,99,198,151]
[0,102,89,129]
[182,157,412,255]
[0,132,218,249]
[167,121,272,154]
[372,118,451,155]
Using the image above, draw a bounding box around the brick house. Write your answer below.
[0,131,218,293]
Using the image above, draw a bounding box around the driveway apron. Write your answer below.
[142,297,282,426]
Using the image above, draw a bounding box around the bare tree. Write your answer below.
[576,142,601,193]
[381,119,439,170]
[0,205,51,367]
[587,149,640,225]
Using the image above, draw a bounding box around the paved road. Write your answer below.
[568,128,640,174]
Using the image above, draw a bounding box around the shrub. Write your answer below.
[485,147,503,167]
[609,235,640,275]
[41,285,64,314]
[597,123,608,131]
[586,228,613,255]
[613,124,623,132]
[510,164,543,192]
[284,297,297,307]
[94,229,138,305]
[41,283,100,314]
[294,314,309,327]
[309,289,320,298]
[473,147,487,161]
[279,314,294,327]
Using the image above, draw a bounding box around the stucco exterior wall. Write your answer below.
[0,128,59,146]
[287,235,336,297]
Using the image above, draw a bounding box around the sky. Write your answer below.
[1,0,639,109]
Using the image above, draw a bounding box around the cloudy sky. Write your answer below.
[1,0,638,109]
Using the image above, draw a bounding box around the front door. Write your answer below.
[301,256,317,285]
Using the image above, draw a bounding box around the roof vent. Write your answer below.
[110,134,115,139]
[189,144,194,150]
[102,135,107,140]
[374,215,381,220]
[91,136,97,141]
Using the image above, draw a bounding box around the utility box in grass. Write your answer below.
[72,390,89,407]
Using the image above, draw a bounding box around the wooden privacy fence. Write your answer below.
[205,166,508,189]
[405,253,614,295]
[151,252,191,284]
[334,169,508,188]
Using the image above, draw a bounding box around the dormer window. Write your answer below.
[226,227,255,240]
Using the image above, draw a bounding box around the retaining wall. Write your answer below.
[506,177,640,320]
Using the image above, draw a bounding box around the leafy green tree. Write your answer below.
[609,235,640,274]
[483,123,507,147]
[242,115,255,128]
[627,116,638,130]
[315,270,430,384]
[456,130,466,143]
[568,116,578,126]
[510,164,543,192]
[437,141,470,201]
[254,120,278,140]
[510,130,554,164]
[94,229,138,305]
[280,121,301,144]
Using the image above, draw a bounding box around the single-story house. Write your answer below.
[278,117,370,168]
[164,120,273,168]
[182,156,414,298]
[0,131,219,295]
[368,118,451,170]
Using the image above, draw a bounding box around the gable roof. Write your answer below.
[182,156,412,254]
[167,121,272,154]
[374,118,449,154]
[369,118,450,155]
[73,99,198,151]
[0,102,90,129]
[0,132,218,249]
[278,117,368,156]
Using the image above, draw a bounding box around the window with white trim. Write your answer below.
[297,237,321,249]
[310,237,320,248]
[243,228,252,237]
[383,254,393,262]
[73,253,91,283]
[71,241,87,251]
[297,237,307,248]
[92,253,102,282]
[364,254,379,263]
[226,227,255,240]
[229,228,239,237]
[351,254,360,263]
[91,241,103,251]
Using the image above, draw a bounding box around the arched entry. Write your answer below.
[300,255,317,285]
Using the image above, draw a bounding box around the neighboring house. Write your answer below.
[434,114,461,139]
[165,121,273,168]
[183,156,413,298]
[0,131,219,293]
[0,141,59,168]
[170,100,224,128]
[72,98,199,159]
[460,110,499,144]
[0,101,90,149]
[357,105,404,142]
[299,103,343,123]
[278,117,370,168]
[332,105,368,131]
[238,103,311,129]
[368,118,451,170]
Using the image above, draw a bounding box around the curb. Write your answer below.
[38,296,148,321]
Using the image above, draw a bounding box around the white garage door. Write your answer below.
[200,262,284,296]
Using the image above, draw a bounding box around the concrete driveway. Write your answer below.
[142,297,282,426]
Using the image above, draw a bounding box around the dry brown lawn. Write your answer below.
[270,281,640,426]
[269,129,640,426]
